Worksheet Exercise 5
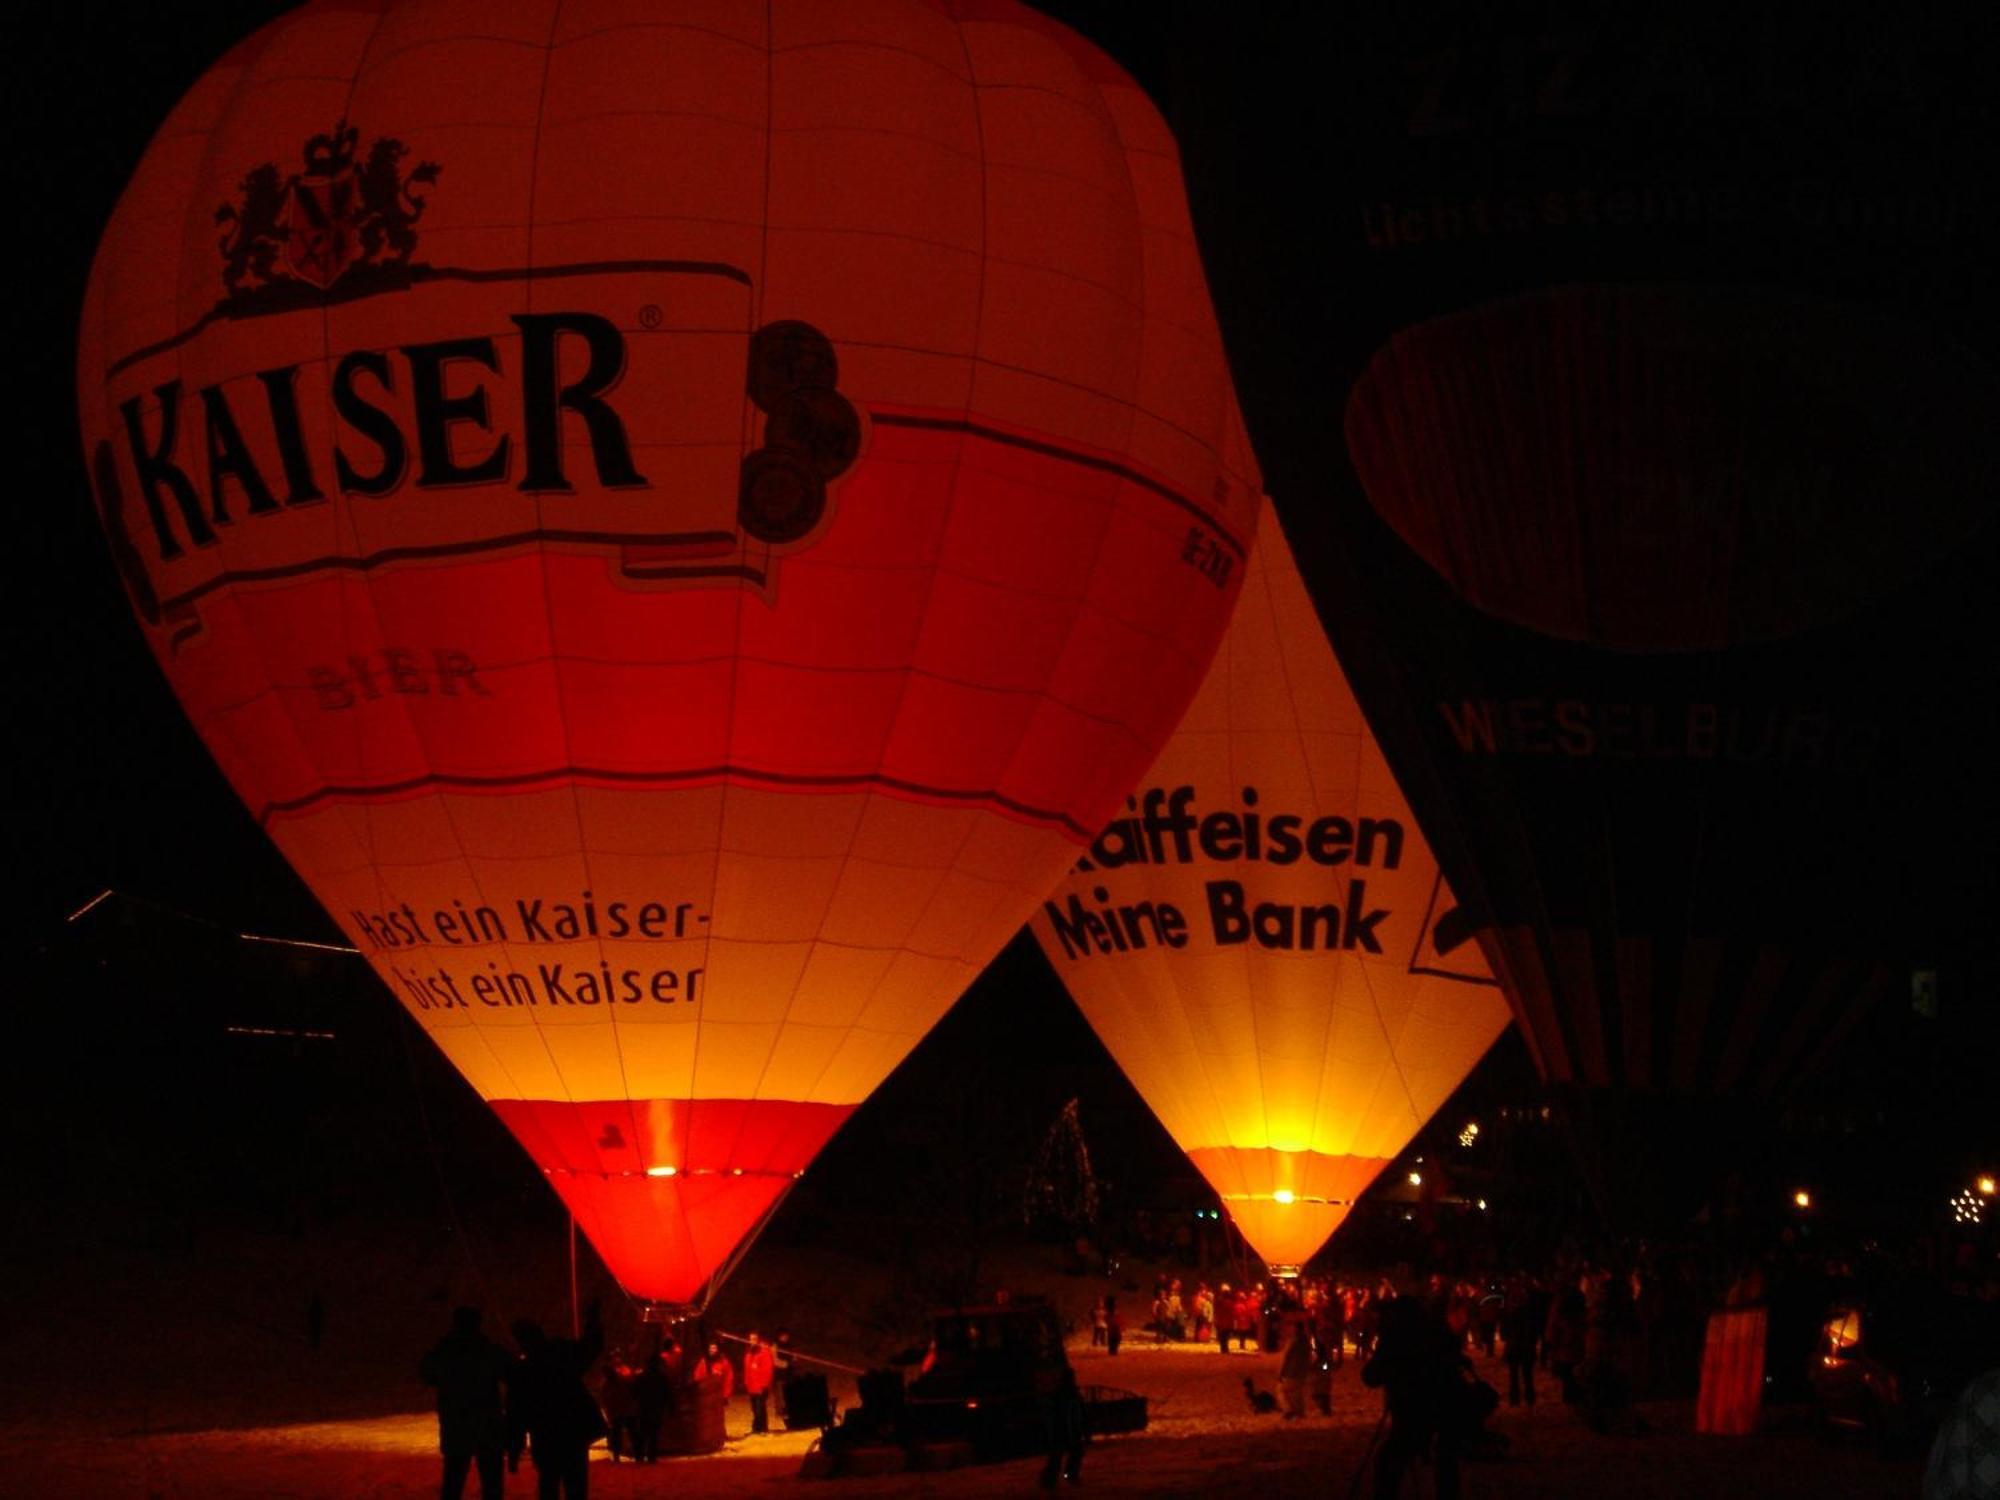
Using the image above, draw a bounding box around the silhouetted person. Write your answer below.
[1546,1284,1587,1404]
[1501,1276,1543,1407]
[600,1357,639,1461]
[1363,1295,1466,1500]
[1039,1363,1087,1489]
[773,1328,795,1425]
[508,1301,606,1500]
[1578,1271,1646,1435]
[419,1306,510,1500]
[1279,1320,1312,1418]
[1104,1295,1123,1356]
[633,1350,672,1463]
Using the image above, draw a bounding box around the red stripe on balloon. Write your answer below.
[488,1097,854,1180]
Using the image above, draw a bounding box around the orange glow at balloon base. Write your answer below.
[493,1097,851,1306]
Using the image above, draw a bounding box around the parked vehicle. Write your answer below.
[803,1299,1146,1477]
[1808,1284,2000,1455]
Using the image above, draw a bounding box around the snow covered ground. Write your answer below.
[0,1334,1919,1498]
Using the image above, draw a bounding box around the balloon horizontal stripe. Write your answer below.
[155,530,751,613]
[255,763,1100,840]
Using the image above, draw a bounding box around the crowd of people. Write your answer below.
[1075,1265,1661,1499]
[1094,1261,1676,1423]
[417,1301,797,1500]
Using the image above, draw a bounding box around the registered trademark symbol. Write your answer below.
[638,304,663,330]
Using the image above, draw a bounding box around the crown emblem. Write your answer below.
[301,122,358,178]
[215,121,438,303]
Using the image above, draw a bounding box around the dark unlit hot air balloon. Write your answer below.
[1033,501,1510,1273]
[79,0,1259,1307]
[1260,11,1999,1227]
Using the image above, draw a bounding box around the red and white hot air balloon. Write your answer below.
[79,0,1258,1308]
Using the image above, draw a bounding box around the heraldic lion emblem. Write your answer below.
[215,121,439,302]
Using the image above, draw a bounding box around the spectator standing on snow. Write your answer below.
[693,1341,736,1400]
[1319,1287,1347,1368]
[1310,1321,1337,1416]
[1546,1283,1587,1405]
[1501,1274,1543,1407]
[1364,1296,1468,1500]
[743,1330,777,1434]
[419,1306,511,1500]
[633,1348,672,1463]
[1279,1320,1313,1419]
[1040,1363,1088,1489]
[507,1301,607,1500]
[1475,1282,1503,1358]
[772,1329,796,1426]
[600,1355,639,1461]
[1105,1295,1124,1357]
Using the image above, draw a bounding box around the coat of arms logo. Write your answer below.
[215,122,439,303]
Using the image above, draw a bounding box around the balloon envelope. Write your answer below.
[1270,9,1998,1227]
[1032,500,1509,1271]
[79,0,1258,1304]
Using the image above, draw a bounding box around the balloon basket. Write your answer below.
[639,1301,701,1325]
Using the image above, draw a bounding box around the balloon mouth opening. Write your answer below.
[544,1167,804,1182]
[1218,1192,1352,1208]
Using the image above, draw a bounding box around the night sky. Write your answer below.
[10,4,1997,1256]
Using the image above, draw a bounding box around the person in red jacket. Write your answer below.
[693,1341,735,1401]
[742,1331,777,1435]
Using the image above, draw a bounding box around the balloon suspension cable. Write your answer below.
[713,1328,866,1376]
[55,885,362,955]
[394,1007,488,1304]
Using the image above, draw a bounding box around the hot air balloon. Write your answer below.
[1031,501,1510,1274]
[78,0,1259,1309]
[1238,10,2000,1227]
